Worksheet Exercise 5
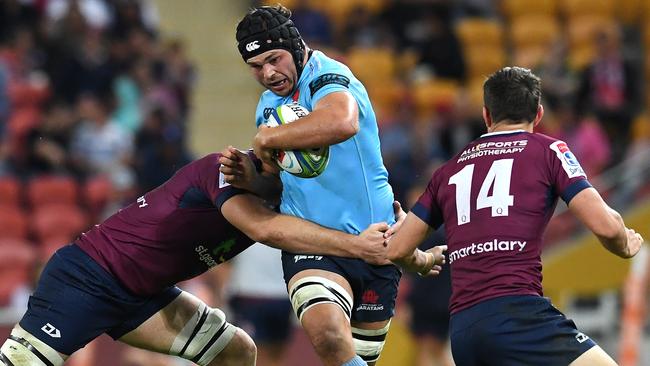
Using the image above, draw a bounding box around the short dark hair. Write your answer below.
[483,66,541,124]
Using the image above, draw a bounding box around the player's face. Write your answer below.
[246,49,296,96]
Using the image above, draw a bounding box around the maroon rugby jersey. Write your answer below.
[412,130,591,314]
[76,154,254,296]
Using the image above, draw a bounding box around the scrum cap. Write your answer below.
[236,6,306,78]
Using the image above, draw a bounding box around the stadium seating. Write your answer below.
[0,206,29,240]
[0,176,21,207]
[83,175,112,217]
[0,239,36,306]
[561,0,616,19]
[501,0,558,19]
[27,175,78,208]
[31,204,87,242]
[455,18,504,49]
[346,46,397,84]
[411,79,461,116]
[463,45,507,80]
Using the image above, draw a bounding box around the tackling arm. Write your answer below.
[386,212,446,276]
[568,187,643,258]
[220,193,390,265]
[254,91,359,152]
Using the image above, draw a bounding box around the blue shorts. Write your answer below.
[230,296,293,344]
[281,252,401,322]
[450,295,596,366]
[19,244,181,355]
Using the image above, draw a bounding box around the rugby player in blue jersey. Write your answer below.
[232,5,437,366]
[387,67,644,366]
[0,152,400,366]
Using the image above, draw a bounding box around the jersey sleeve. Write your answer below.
[547,140,592,204]
[193,154,247,209]
[410,170,444,230]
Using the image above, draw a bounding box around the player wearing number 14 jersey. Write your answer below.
[387,67,643,366]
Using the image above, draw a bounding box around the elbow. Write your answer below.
[340,117,359,138]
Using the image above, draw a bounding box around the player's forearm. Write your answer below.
[247,172,282,205]
[389,249,430,273]
[259,111,357,150]
[262,215,357,257]
[596,207,629,258]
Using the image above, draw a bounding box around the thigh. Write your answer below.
[451,296,598,366]
[569,345,617,366]
[19,245,148,356]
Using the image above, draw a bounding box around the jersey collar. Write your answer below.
[479,129,527,139]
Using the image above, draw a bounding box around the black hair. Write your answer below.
[483,66,541,124]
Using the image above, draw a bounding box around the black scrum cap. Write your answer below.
[236,6,306,78]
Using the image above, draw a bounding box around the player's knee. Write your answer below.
[0,325,65,366]
[170,304,238,366]
[310,322,350,355]
[207,328,256,366]
[231,328,257,363]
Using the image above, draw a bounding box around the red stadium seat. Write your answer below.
[32,204,87,242]
[27,175,78,208]
[0,239,36,306]
[0,176,21,207]
[83,176,113,214]
[0,206,29,240]
[39,235,73,262]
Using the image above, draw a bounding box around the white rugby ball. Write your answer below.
[265,104,330,178]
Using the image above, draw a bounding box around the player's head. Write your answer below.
[483,66,543,128]
[236,5,306,97]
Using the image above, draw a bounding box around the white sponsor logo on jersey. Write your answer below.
[448,239,527,264]
[458,140,527,163]
[41,323,61,338]
[137,195,148,208]
[245,40,260,52]
[550,141,586,178]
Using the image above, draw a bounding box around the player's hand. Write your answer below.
[357,222,391,266]
[384,200,406,240]
[218,146,258,190]
[417,245,448,277]
[624,228,644,258]
[253,125,277,164]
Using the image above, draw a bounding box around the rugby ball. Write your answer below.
[265,103,330,178]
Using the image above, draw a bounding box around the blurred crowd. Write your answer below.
[2,0,650,364]
[0,0,195,197]
[268,0,650,208]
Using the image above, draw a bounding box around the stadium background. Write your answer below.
[0,0,649,365]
